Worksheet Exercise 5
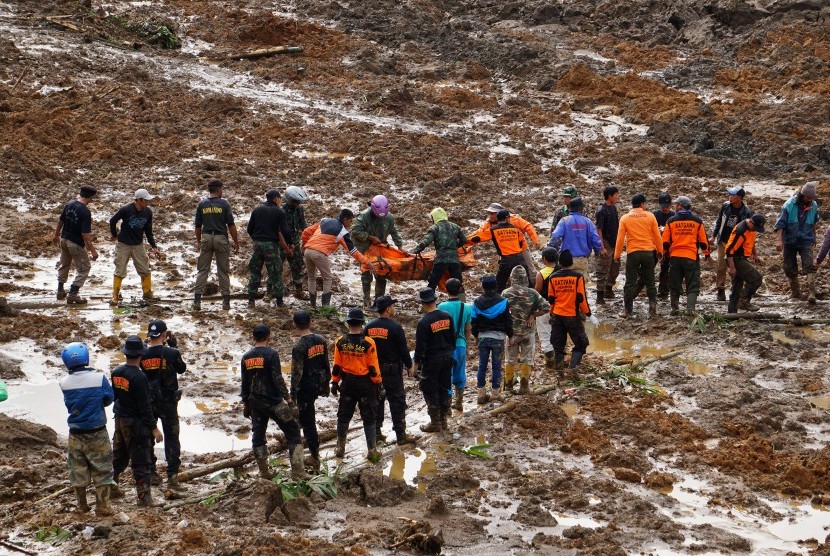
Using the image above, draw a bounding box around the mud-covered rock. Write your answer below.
[513,500,558,526]
[0,352,23,380]
[352,469,415,507]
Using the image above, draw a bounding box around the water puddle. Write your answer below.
[587,322,668,360]
[559,403,579,419]
[383,448,435,492]
[772,331,798,345]
[807,396,830,411]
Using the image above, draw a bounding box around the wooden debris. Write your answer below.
[217,46,304,61]
[34,485,71,505]
[0,539,37,556]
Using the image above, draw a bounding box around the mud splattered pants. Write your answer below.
[247,240,283,298]
[336,374,378,451]
[112,416,153,486]
[376,362,408,437]
[58,239,91,289]
[68,428,114,488]
[151,399,181,478]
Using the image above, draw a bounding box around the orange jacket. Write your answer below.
[547,269,590,317]
[302,219,369,265]
[614,208,663,259]
[662,213,710,260]
[332,333,381,384]
[469,221,526,256]
[725,221,756,258]
[467,214,539,248]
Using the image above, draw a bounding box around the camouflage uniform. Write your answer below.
[68,429,115,487]
[280,202,307,289]
[248,240,283,298]
[351,207,404,303]
[501,265,547,388]
[412,219,468,291]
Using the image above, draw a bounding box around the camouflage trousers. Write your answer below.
[506,331,535,365]
[248,240,283,298]
[68,428,114,488]
[279,245,305,288]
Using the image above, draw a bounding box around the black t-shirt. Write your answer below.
[364,317,413,367]
[240,346,288,406]
[414,309,455,363]
[595,203,619,244]
[246,202,292,244]
[140,345,187,402]
[653,209,675,228]
[290,333,331,399]
[111,363,155,429]
[195,197,234,235]
[722,205,743,242]
[60,200,92,247]
[109,203,156,247]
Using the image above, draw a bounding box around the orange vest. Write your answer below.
[547,270,590,317]
[662,214,710,260]
[725,223,756,258]
[332,333,381,384]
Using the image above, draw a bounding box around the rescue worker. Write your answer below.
[552,186,579,230]
[501,266,548,394]
[414,288,456,432]
[290,311,331,474]
[140,320,187,489]
[111,336,163,507]
[53,185,98,304]
[652,193,675,299]
[331,308,383,460]
[534,248,558,368]
[711,186,753,301]
[193,179,240,311]
[614,194,663,318]
[726,214,766,313]
[246,189,293,308]
[240,324,307,480]
[351,195,405,308]
[281,186,309,300]
[471,275,513,404]
[471,209,533,292]
[437,278,472,411]
[302,209,376,307]
[60,342,115,516]
[547,250,594,373]
[548,197,606,284]
[109,189,160,305]
[468,203,543,285]
[662,197,710,315]
[364,296,418,445]
[774,181,820,303]
[411,207,468,293]
[594,185,620,304]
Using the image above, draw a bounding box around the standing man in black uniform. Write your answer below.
[290,311,331,474]
[246,189,293,308]
[364,296,418,446]
[281,186,309,300]
[140,320,187,489]
[194,179,240,311]
[241,324,308,480]
[111,335,163,507]
[109,189,161,304]
[414,288,456,433]
[53,185,98,304]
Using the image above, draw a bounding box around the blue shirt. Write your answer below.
[60,368,114,431]
[548,213,603,257]
[438,299,472,347]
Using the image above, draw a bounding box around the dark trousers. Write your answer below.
[783,244,816,277]
[250,400,302,449]
[279,245,305,287]
[112,415,153,486]
[496,254,530,292]
[420,356,453,413]
[427,261,462,291]
[668,257,700,296]
[296,391,320,455]
[728,257,763,312]
[247,240,283,297]
[595,238,620,292]
[151,400,181,477]
[376,362,407,434]
[550,315,590,357]
[625,250,657,301]
[337,374,377,448]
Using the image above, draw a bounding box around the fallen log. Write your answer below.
[34,485,70,505]
[714,312,781,320]
[219,46,304,61]
[0,539,37,556]
[631,349,685,369]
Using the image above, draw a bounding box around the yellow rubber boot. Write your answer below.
[518,364,532,394]
[503,363,516,394]
[111,276,123,306]
[141,274,155,300]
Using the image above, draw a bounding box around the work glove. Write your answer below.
[377,384,386,401]
[330,382,340,397]
[275,399,293,422]
[320,381,331,397]
[242,402,251,419]
[588,315,599,326]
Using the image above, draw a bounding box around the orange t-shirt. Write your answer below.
[614,208,663,259]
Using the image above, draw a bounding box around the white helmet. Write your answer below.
[284,186,308,203]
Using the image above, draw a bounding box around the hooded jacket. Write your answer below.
[60,367,114,431]
[774,194,818,247]
[502,266,547,335]
[471,291,513,339]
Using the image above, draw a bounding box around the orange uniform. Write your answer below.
[725,221,756,258]
[467,214,539,249]
[470,220,526,256]
[547,270,591,317]
[614,208,663,259]
[302,219,369,265]
[332,333,381,384]
[662,214,710,260]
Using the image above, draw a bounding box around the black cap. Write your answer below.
[374,295,397,313]
[658,192,672,208]
[632,193,647,207]
[207,179,223,192]
[79,185,97,198]
[568,197,584,212]
[266,189,281,201]
[346,307,366,323]
[559,249,574,267]
[418,288,437,303]
[481,275,497,290]
[147,319,167,338]
[293,310,312,327]
[122,335,146,358]
[750,214,766,233]
[445,278,463,296]
[496,209,510,222]
[252,324,270,341]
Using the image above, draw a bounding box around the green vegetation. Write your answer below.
[35,525,72,545]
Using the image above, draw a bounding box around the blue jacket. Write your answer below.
[774,195,818,247]
[548,212,603,257]
[60,368,114,431]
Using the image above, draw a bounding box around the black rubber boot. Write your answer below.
[596,290,605,305]
[222,295,231,310]
[570,351,584,368]
[419,405,441,433]
[321,293,332,307]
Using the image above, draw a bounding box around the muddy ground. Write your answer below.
[2,0,830,554]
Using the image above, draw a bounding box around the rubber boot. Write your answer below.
[596,290,605,306]
[362,284,372,309]
[648,300,658,318]
[334,435,346,458]
[670,294,680,316]
[321,293,332,307]
[309,449,321,474]
[503,364,516,394]
[74,486,90,512]
[222,295,231,311]
[716,288,726,302]
[150,472,162,486]
[739,297,759,312]
[110,276,123,306]
[167,473,184,491]
[294,284,309,300]
[604,287,616,299]
[452,388,464,411]
[136,480,157,507]
[110,478,124,499]
[375,428,387,443]
[248,293,256,308]
[518,377,530,395]
[254,445,274,479]
[620,297,633,319]
[57,282,67,300]
[395,429,418,446]
[544,351,556,370]
[365,427,379,462]
[686,292,698,313]
[553,354,565,371]
[192,293,202,311]
[66,285,88,305]
[309,292,317,308]
[477,387,490,405]
[95,485,114,517]
[439,407,449,432]
[789,276,801,300]
[420,405,442,432]
[141,274,155,300]
[290,445,310,480]
[570,351,584,368]
[807,273,817,304]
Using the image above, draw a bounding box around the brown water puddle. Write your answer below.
[808,395,830,411]
[385,448,436,492]
[559,403,579,419]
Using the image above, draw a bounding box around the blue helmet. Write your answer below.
[61,342,89,370]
